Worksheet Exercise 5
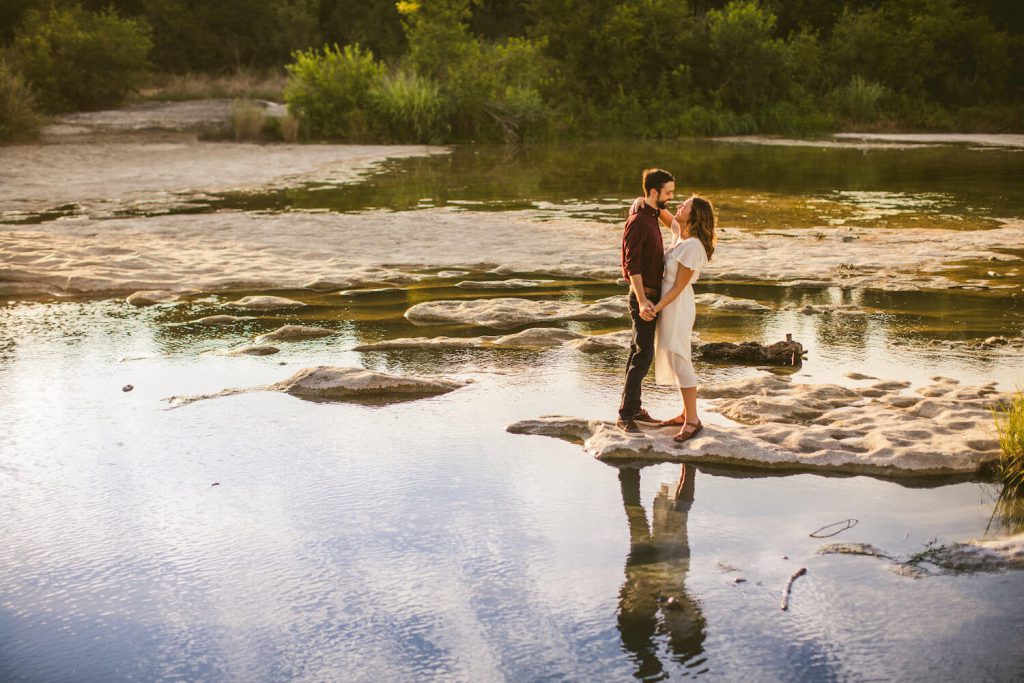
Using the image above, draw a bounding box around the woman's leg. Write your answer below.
[681,386,698,425]
[673,386,702,441]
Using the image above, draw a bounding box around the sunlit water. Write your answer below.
[3,140,1024,681]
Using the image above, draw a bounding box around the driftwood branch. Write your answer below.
[780,567,807,611]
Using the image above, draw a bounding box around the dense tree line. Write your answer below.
[1,0,1022,142]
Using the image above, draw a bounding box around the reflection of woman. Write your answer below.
[616,465,706,678]
[651,197,716,443]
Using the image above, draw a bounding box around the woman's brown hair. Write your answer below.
[686,195,716,260]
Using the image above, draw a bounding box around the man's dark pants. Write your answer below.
[619,291,659,420]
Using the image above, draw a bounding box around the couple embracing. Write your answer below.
[617,168,717,442]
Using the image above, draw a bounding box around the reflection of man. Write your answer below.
[618,168,675,432]
[616,465,706,678]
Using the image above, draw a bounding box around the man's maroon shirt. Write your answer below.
[621,202,664,292]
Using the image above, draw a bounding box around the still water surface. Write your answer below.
[2,140,1023,681]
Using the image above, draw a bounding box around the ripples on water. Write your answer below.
[1,278,1023,681]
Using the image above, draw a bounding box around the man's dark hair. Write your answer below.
[642,168,674,195]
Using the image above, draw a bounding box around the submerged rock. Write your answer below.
[126,290,180,306]
[255,325,337,343]
[507,375,1009,476]
[405,296,627,329]
[694,293,771,311]
[455,279,555,289]
[194,314,250,325]
[165,365,465,407]
[226,345,280,356]
[267,366,465,401]
[355,327,588,351]
[226,295,304,310]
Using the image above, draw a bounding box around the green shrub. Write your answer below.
[830,76,889,124]
[9,5,152,112]
[368,70,446,143]
[0,59,43,143]
[994,392,1024,498]
[284,43,383,140]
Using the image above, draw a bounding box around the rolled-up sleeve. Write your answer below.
[622,221,646,277]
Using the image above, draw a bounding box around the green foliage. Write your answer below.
[392,0,553,140]
[5,0,1021,139]
[829,76,889,124]
[0,59,42,143]
[283,43,384,140]
[141,0,320,72]
[368,70,447,143]
[994,392,1024,498]
[706,1,791,112]
[9,4,152,112]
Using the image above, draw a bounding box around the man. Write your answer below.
[618,168,675,432]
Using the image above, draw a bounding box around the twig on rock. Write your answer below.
[780,567,807,611]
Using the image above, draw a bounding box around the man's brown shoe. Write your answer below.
[631,408,661,425]
[616,417,643,433]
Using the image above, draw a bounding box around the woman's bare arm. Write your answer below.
[654,266,694,313]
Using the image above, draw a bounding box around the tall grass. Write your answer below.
[369,70,446,143]
[140,69,288,102]
[831,76,889,124]
[230,99,265,140]
[994,391,1024,498]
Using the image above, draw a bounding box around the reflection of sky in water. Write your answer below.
[2,285,1023,680]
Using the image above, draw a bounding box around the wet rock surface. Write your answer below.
[226,295,304,310]
[405,296,628,329]
[165,365,466,406]
[694,293,771,311]
[255,325,337,343]
[507,375,1007,475]
[126,290,181,306]
[698,340,805,366]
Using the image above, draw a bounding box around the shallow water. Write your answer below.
[2,139,1024,681]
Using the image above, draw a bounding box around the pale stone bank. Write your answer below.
[508,374,1007,476]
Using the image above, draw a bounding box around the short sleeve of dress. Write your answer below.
[673,240,706,270]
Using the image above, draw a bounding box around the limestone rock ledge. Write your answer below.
[165,366,466,407]
[507,375,1007,476]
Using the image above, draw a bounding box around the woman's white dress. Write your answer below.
[655,237,709,388]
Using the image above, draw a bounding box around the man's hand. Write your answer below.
[639,300,656,321]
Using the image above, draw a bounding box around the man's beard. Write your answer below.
[656,198,669,210]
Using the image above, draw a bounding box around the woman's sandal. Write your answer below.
[673,421,703,443]
[658,414,687,427]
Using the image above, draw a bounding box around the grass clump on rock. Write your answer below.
[994,391,1024,498]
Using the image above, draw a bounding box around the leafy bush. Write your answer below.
[284,43,383,140]
[9,5,152,112]
[368,70,446,143]
[0,59,43,143]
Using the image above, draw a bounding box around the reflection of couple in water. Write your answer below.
[617,168,717,443]
[617,464,706,677]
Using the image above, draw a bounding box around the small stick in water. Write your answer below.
[780,567,807,611]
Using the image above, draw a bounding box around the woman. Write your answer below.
[650,196,716,443]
